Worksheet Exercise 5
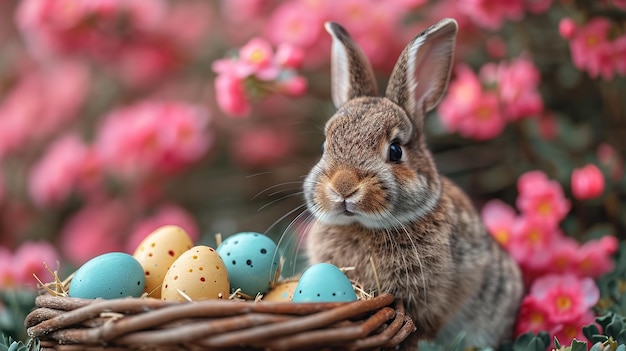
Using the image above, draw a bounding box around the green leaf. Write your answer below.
[571,339,588,351]
[554,337,561,350]
[514,332,549,351]
[596,313,615,332]
[583,324,601,343]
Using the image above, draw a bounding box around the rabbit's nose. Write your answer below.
[329,169,360,199]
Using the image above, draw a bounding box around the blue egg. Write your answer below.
[292,263,357,303]
[216,232,278,296]
[69,252,145,299]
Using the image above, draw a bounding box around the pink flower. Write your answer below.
[17,0,166,58]
[59,199,132,265]
[571,164,605,200]
[481,199,517,249]
[95,101,211,181]
[0,62,88,159]
[516,171,570,226]
[516,295,554,335]
[546,235,580,275]
[524,0,553,14]
[275,44,305,69]
[568,18,616,80]
[575,235,618,278]
[265,2,324,49]
[559,18,577,39]
[509,215,557,276]
[13,241,59,286]
[438,65,506,140]
[214,73,252,118]
[460,0,524,30]
[0,247,16,288]
[497,57,543,121]
[240,38,275,71]
[551,311,596,347]
[530,274,599,323]
[278,75,308,96]
[614,0,626,9]
[28,134,102,208]
[125,204,200,253]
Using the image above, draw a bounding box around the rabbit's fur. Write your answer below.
[303,19,523,349]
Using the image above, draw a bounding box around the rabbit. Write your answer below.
[303,19,524,350]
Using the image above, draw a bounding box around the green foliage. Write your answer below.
[596,241,626,316]
[513,332,550,351]
[0,334,39,351]
[0,290,37,343]
[418,332,472,351]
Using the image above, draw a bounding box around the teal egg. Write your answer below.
[292,263,357,303]
[216,232,278,296]
[69,252,145,299]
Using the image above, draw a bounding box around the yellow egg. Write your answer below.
[161,246,229,301]
[133,225,194,298]
[263,281,298,302]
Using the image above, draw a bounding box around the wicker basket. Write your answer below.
[25,292,415,350]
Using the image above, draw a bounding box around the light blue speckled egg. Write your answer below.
[69,252,145,299]
[292,263,357,303]
[216,232,278,296]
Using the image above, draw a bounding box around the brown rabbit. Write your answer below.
[303,19,523,350]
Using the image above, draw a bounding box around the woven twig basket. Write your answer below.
[25,292,415,350]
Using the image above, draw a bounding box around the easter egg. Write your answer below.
[133,225,194,298]
[69,252,145,299]
[161,246,229,301]
[292,263,357,303]
[216,232,279,296]
[263,280,298,302]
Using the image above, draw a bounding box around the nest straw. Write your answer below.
[26,292,415,350]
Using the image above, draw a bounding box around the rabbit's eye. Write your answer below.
[389,143,403,162]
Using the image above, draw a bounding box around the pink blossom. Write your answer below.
[559,18,577,39]
[125,204,200,253]
[59,199,132,265]
[546,235,580,275]
[515,295,553,335]
[17,0,166,58]
[214,74,252,118]
[95,101,211,181]
[509,215,557,276]
[28,134,102,208]
[481,199,517,249]
[568,18,616,80]
[13,241,59,286]
[438,65,506,140]
[551,311,596,347]
[275,44,305,69]
[0,62,88,159]
[0,241,59,288]
[486,37,507,59]
[232,128,294,168]
[0,247,16,288]
[265,1,325,49]
[278,75,308,97]
[613,0,626,10]
[530,274,599,323]
[575,235,618,278]
[240,38,275,70]
[516,171,570,226]
[460,0,524,30]
[497,57,543,121]
[571,164,605,200]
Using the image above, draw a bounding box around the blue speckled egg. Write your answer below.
[216,232,278,296]
[292,263,357,303]
[69,252,145,299]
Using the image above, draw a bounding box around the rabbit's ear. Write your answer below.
[386,18,457,123]
[325,22,378,109]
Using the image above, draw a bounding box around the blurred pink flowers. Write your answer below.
[516,274,598,345]
[0,241,59,288]
[438,57,543,140]
[571,164,605,200]
[125,205,200,253]
[482,170,616,283]
[562,17,626,80]
[95,100,212,181]
[212,37,308,118]
[29,134,103,208]
[0,62,88,159]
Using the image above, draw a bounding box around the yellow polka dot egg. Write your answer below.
[161,245,230,302]
[132,225,193,298]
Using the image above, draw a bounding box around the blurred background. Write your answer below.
[0,0,625,343]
